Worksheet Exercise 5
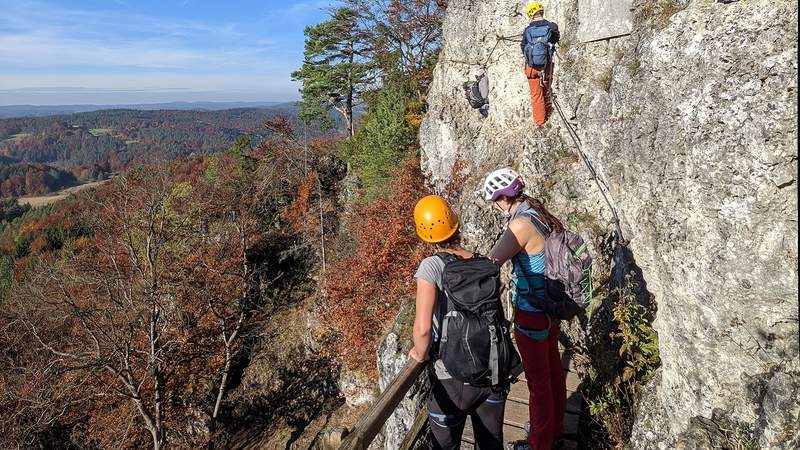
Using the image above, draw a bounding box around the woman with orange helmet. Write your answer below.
[410,195,508,450]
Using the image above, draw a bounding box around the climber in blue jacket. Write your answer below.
[521,2,560,126]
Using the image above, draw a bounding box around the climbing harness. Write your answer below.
[510,281,551,341]
[551,50,627,245]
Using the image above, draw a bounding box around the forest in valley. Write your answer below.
[0,162,86,198]
[0,1,447,448]
[0,122,349,448]
[0,105,303,174]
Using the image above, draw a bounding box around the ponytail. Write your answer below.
[522,195,564,233]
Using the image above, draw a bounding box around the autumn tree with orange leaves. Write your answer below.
[6,164,255,449]
[1,122,343,448]
[344,0,446,91]
[325,157,430,372]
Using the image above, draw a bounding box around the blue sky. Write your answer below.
[0,0,338,105]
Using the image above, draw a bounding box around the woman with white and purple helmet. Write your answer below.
[484,168,567,450]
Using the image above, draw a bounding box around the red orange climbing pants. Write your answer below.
[524,64,553,126]
[514,310,566,450]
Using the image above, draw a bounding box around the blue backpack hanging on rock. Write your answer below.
[523,23,553,68]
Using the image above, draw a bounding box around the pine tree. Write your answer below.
[292,8,373,136]
[342,86,414,200]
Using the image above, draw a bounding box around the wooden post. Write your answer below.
[339,359,425,450]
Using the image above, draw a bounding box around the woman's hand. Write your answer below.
[408,347,429,363]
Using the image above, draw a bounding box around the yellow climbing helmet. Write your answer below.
[527,2,544,18]
[413,195,459,244]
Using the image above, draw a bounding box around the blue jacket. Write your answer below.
[520,19,560,54]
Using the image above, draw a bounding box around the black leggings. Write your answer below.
[427,375,507,450]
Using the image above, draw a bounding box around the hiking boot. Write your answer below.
[552,435,569,450]
[507,440,530,450]
[508,436,568,450]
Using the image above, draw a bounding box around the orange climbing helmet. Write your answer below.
[527,2,544,18]
[413,195,459,244]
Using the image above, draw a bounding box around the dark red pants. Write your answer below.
[514,310,566,450]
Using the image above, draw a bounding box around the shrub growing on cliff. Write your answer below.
[341,86,417,201]
[325,157,429,372]
[586,271,660,446]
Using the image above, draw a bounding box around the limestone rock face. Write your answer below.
[578,0,633,42]
[370,305,428,450]
[418,0,798,447]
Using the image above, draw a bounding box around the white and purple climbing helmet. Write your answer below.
[483,167,525,201]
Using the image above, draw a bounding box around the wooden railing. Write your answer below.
[338,359,427,450]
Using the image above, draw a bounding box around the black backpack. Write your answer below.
[436,253,522,386]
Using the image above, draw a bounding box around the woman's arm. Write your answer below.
[409,278,437,362]
[488,219,530,265]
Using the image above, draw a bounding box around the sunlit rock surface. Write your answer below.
[415,0,798,447]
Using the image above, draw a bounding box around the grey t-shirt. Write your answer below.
[414,255,451,379]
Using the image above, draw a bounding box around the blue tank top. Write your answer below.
[510,203,547,312]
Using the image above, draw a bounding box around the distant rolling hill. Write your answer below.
[0,101,295,119]
[0,104,338,172]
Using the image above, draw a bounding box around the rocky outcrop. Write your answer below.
[419,0,798,448]
[370,302,429,450]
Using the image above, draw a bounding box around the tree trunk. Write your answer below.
[151,429,162,450]
[346,98,354,137]
[212,351,232,421]
[153,373,164,450]
[347,41,356,137]
[211,312,243,423]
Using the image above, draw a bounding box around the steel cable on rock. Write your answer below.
[444,38,628,244]
[550,50,627,245]
[444,34,523,69]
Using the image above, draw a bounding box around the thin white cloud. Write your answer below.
[0,0,316,102]
[0,72,298,95]
[0,34,209,70]
[0,0,269,71]
[262,0,339,23]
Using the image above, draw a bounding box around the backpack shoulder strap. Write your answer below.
[510,203,551,237]
[434,253,461,352]
[526,211,552,238]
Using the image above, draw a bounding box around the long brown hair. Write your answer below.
[521,195,564,233]
[434,230,462,251]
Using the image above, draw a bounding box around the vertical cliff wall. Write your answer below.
[418,0,798,447]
